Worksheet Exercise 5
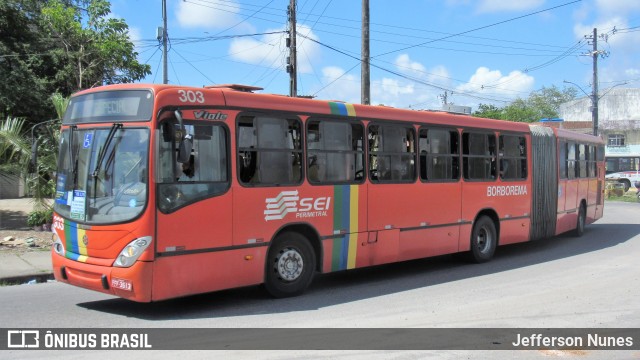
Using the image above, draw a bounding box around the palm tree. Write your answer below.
[0,94,66,211]
[0,116,30,183]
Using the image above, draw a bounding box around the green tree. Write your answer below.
[473,86,577,123]
[41,0,150,90]
[0,94,65,210]
[473,104,504,120]
[0,0,54,122]
[0,0,150,127]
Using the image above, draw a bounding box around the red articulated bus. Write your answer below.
[50,84,605,302]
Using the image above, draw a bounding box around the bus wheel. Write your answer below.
[264,232,316,298]
[620,180,631,193]
[572,204,586,237]
[469,216,497,263]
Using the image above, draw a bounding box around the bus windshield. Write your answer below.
[54,126,150,224]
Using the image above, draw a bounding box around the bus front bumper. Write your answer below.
[52,249,153,302]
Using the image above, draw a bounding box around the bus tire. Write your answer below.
[572,204,586,237]
[264,232,316,298]
[469,216,497,263]
[619,179,631,193]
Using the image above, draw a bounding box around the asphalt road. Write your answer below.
[1,201,639,359]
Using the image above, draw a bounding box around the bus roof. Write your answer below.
[70,83,600,139]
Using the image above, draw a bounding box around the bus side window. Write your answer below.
[567,142,576,180]
[157,121,229,213]
[307,119,364,184]
[237,115,302,186]
[420,127,459,182]
[499,134,527,180]
[369,124,416,183]
[463,132,496,181]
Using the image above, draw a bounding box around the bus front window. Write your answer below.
[54,127,150,224]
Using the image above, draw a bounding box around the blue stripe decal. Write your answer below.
[335,102,348,116]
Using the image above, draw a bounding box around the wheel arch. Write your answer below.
[473,208,500,246]
[269,222,323,273]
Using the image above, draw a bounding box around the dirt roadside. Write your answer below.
[0,198,54,254]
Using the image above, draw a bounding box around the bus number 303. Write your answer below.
[178,90,205,104]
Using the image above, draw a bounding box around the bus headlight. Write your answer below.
[113,236,152,268]
[53,233,65,256]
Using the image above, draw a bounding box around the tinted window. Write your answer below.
[462,132,496,181]
[369,124,416,183]
[499,135,527,180]
[418,128,459,182]
[237,115,302,186]
[157,121,229,213]
[307,120,365,184]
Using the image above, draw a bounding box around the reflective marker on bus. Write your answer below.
[47,83,605,302]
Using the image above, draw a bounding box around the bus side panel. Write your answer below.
[398,227,459,261]
[461,180,531,246]
[396,182,461,261]
[557,179,579,235]
[587,177,599,223]
[151,247,266,301]
[155,195,233,253]
[322,231,371,273]
[499,218,531,245]
[594,163,606,221]
[320,184,369,272]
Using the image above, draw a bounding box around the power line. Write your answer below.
[374,0,583,58]
[300,33,512,104]
[180,0,583,57]
[171,47,217,85]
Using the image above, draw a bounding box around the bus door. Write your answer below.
[153,118,233,299]
[366,123,420,265]
[558,141,579,233]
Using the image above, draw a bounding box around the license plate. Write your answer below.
[111,278,132,291]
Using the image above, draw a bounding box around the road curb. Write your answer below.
[0,272,55,285]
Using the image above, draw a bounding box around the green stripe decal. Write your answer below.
[331,185,359,271]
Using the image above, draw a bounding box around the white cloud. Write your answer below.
[476,0,544,13]
[314,66,361,104]
[228,25,320,73]
[128,27,143,46]
[176,0,246,30]
[370,78,416,107]
[595,0,640,16]
[313,55,455,109]
[456,67,535,97]
[574,17,640,49]
[395,54,426,74]
[625,68,640,77]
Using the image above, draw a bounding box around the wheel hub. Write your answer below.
[477,228,491,252]
[277,249,303,281]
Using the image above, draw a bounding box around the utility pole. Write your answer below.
[584,28,607,136]
[439,91,450,106]
[162,0,168,84]
[361,0,370,105]
[591,28,599,136]
[287,0,297,97]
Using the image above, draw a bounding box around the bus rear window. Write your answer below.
[64,90,154,124]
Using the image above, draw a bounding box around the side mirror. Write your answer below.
[177,135,193,164]
[174,109,193,163]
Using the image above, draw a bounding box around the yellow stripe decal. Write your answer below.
[347,184,359,269]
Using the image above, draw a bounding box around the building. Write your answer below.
[558,88,640,174]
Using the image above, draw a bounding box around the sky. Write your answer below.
[109,0,640,112]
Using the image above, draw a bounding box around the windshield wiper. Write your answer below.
[92,123,122,179]
[68,125,78,187]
